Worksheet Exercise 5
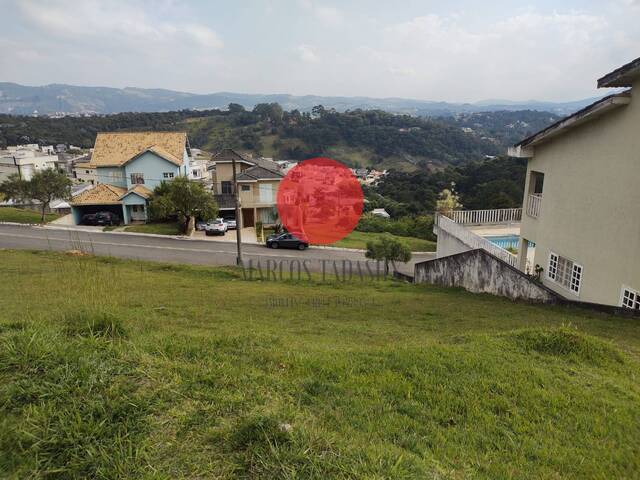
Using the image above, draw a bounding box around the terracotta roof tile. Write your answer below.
[120,185,154,200]
[90,132,186,167]
[70,183,127,205]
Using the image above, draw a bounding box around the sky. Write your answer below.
[0,0,639,103]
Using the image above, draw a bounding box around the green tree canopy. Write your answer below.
[0,170,71,222]
[149,176,218,233]
[365,234,412,274]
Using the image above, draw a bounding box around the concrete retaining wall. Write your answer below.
[435,228,472,258]
[414,248,561,303]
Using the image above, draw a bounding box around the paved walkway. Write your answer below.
[50,213,75,225]
[467,224,520,236]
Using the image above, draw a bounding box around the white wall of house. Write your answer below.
[518,81,640,306]
[0,152,57,182]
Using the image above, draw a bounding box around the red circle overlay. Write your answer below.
[276,158,364,245]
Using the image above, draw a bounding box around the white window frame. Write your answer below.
[163,172,174,179]
[547,251,583,296]
[620,286,640,310]
[130,172,145,184]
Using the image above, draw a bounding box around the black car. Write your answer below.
[266,233,309,250]
[81,211,120,226]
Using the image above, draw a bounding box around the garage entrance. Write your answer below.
[72,204,124,225]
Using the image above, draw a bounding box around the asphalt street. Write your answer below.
[0,224,435,276]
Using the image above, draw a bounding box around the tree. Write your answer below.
[436,185,462,215]
[0,170,71,222]
[365,234,412,275]
[227,103,245,113]
[149,176,218,234]
[0,174,29,204]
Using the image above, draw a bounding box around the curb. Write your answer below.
[2,223,436,254]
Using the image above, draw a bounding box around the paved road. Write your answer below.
[0,224,434,276]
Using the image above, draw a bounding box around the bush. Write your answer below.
[355,214,435,240]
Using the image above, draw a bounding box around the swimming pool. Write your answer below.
[483,234,520,250]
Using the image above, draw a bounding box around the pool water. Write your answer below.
[484,234,520,250]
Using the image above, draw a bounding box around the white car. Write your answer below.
[224,218,237,230]
[205,218,228,236]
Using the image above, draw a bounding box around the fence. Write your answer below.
[526,194,542,218]
[446,208,522,225]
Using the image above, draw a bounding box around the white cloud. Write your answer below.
[299,0,343,26]
[184,24,223,49]
[297,44,319,63]
[347,10,634,101]
[2,1,639,101]
[17,0,222,50]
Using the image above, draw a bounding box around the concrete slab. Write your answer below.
[467,224,520,236]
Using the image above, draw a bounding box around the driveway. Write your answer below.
[0,224,434,276]
[192,227,258,244]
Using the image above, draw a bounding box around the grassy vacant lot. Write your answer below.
[124,222,183,235]
[0,207,59,224]
[332,231,436,251]
[0,250,639,479]
[261,228,436,252]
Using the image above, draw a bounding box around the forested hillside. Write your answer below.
[369,156,527,216]
[0,104,556,172]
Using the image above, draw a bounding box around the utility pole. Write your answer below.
[13,156,22,180]
[232,155,243,265]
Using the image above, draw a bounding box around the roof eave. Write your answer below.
[597,57,640,88]
[510,93,631,157]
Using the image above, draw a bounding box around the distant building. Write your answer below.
[0,145,57,182]
[211,149,283,227]
[371,208,391,219]
[73,161,97,184]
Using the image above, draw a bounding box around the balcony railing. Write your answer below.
[214,193,236,209]
[434,213,518,267]
[526,194,542,218]
[447,208,522,225]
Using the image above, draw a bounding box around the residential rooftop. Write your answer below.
[598,55,640,88]
[89,132,188,168]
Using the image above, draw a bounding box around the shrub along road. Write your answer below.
[0,224,434,275]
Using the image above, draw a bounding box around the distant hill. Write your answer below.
[0,82,599,117]
[0,107,561,173]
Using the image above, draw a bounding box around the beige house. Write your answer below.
[509,56,640,308]
[73,161,97,184]
[212,149,282,227]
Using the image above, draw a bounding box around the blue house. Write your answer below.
[70,132,192,224]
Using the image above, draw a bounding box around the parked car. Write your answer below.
[266,232,309,250]
[81,211,120,226]
[224,218,237,230]
[195,220,207,231]
[205,218,227,236]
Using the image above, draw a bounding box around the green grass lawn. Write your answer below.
[0,207,60,224]
[331,230,436,251]
[262,229,436,252]
[1,250,639,479]
[124,222,183,235]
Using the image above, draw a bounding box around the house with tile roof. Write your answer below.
[212,149,283,227]
[70,131,193,225]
